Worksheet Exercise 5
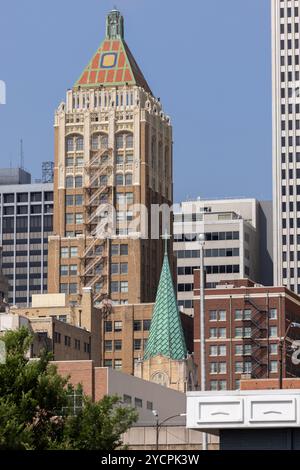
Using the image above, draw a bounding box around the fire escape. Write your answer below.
[80,147,114,305]
[244,296,268,379]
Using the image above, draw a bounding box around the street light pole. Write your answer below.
[153,411,186,451]
[278,322,300,389]
[198,233,208,451]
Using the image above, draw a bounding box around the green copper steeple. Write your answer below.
[144,235,188,361]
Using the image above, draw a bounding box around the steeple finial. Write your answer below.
[106,8,124,39]
[162,230,171,255]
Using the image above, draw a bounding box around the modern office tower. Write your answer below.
[0,169,53,306]
[48,9,173,306]
[174,199,273,316]
[272,0,300,291]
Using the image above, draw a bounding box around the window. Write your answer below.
[269,309,277,320]
[269,326,278,338]
[120,262,128,274]
[116,174,124,186]
[219,327,226,338]
[219,380,227,391]
[134,339,142,350]
[120,244,128,255]
[114,340,122,351]
[210,363,218,374]
[61,247,69,259]
[219,345,227,356]
[60,265,68,276]
[111,281,119,293]
[69,265,77,276]
[76,137,84,150]
[111,263,119,274]
[210,345,218,356]
[219,310,226,321]
[66,213,74,225]
[125,173,132,186]
[70,247,78,257]
[235,344,243,355]
[66,176,73,188]
[75,195,83,206]
[269,343,278,355]
[235,327,243,338]
[54,332,61,344]
[133,320,142,331]
[134,398,143,408]
[235,362,243,373]
[75,176,83,188]
[104,340,112,352]
[114,359,122,370]
[66,195,74,206]
[104,321,112,332]
[123,394,132,405]
[114,321,122,332]
[219,362,227,374]
[75,213,83,225]
[209,328,217,338]
[111,245,119,256]
[143,320,151,331]
[209,310,217,321]
[210,381,218,391]
[270,361,278,373]
[120,281,128,293]
[147,401,153,410]
[64,335,71,347]
[235,310,242,320]
[69,283,77,294]
[60,283,68,294]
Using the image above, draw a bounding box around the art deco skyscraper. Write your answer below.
[272,0,300,291]
[48,10,173,305]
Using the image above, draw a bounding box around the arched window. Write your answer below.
[125,173,132,186]
[66,176,73,188]
[116,134,124,149]
[66,134,83,152]
[75,175,83,188]
[116,173,124,186]
[91,133,108,150]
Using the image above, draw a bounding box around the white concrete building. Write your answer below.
[174,199,273,316]
[272,0,300,292]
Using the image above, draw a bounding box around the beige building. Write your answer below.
[12,288,101,365]
[48,9,173,307]
[0,312,92,361]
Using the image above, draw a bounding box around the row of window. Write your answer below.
[280,6,299,18]
[209,326,278,339]
[60,247,78,258]
[111,263,128,275]
[66,133,134,152]
[209,360,278,375]
[209,343,278,357]
[66,195,83,206]
[281,136,300,148]
[209,309,277,322]
[104,319,151,333]
[110,281,128,293]
[65,213,83,225]
[280,38,300,51]
[2,215,53,233]
[60,265,78,277]
[65,173,133,188]
[174,231,239,242]
[122,394,153,411]
[0,192,53,204]
[1,204,53,215]
[54,332,89,353]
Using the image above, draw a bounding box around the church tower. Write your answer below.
[135,236,197,392]
[48,9,173,306]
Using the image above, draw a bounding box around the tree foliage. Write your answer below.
[0,328,137,450]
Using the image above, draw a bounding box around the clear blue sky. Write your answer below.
[0,0,271,202]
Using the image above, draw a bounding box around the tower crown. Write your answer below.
[75,9,151,93]
[106,9,124,39]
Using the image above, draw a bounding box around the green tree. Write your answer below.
[0,328,137,450]
[59,395,138,450]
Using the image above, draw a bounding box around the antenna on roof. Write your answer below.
[20,139,24,169]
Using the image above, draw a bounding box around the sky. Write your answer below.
[0,0,271,202]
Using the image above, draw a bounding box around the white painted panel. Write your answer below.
[249,398,297,423]
[197,399,244,424]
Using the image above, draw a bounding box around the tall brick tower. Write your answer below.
[48,9,173,306]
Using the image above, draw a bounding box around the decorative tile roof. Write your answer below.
[74,9,151,93]
[144,249,188,361]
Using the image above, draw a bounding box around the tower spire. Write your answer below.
[106,8,124,39]
[144,246,187,361]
